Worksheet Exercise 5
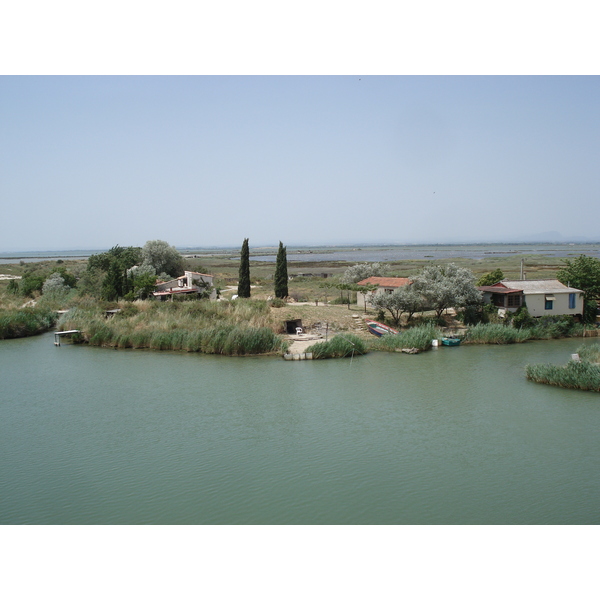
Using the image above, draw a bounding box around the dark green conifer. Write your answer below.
[237,238,251,298]
[274,241,288,299]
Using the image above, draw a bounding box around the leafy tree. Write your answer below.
[88,245,141,272]
[477,269,504,287]
[341,262,387,284]
[76,268,105,298]
[370,284,424,326]
[86,245,143,300]
[41,273,71,303]
[102,261,126,301]
[20,274,45,297]
[274,241,289,299]
[141,240,184,278]
[411,263,482,319]
[557,254,600,323]
[237,238,251,298]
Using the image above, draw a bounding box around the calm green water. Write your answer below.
[1,333,599,524]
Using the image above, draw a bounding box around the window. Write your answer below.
[385,288,393,294]
[507,294,521,307]
[545,299,553,310]
[569,293,576,309]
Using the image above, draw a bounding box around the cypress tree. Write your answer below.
[237,238,251,298]
[274,241,289,299]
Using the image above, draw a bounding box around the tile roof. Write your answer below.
[357,277,411,287]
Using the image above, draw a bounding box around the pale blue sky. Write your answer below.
[1,76,599,251]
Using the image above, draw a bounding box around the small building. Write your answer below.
[356,276,411,307]
[478,279,583,317]
[153,271,217,301]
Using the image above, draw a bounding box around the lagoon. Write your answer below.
[1,333,600,524]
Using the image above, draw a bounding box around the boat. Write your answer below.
[365,319,398,337]
[441,336,461,346]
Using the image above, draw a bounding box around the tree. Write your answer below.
[274,241,289,299]
[477,269,504,287]
[341,262,387,284]
[237,238,251,298]
[141,240,184,278]
[557,255,600,323]
[41,273,71,303]
[369,284,424,325]
[411,263,482,319]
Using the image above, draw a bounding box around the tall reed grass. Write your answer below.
[0,307,57,339]
[463,323,530,344]
[57,299,286,355]
[525,361,600,392]
[307,334,367,359]
[370,324,441,352]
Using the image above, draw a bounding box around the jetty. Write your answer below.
[54,330,81,346]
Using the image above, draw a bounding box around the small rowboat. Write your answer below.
[365,319,398,337]
[441,336,461,346]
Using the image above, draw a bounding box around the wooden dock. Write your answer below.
[54,330,81,346]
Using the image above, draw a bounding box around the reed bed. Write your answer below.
[370,324,441,353]
[0,307,57,339]
[464,319,585,345]
[577,343,600,364]
[525,361,600,392]
[307,334,367,359]
[57,299,286,355]
[463,323,531,344]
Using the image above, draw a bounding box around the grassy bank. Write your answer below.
[0,307,57,339]
[58,299,287,355]
[526,343,600,392]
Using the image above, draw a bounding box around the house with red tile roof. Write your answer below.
[356,276,411,307]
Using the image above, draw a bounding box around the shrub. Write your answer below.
[269,298,286,308]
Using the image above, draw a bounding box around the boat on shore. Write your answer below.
[365,319,398,337]
[441,336,461,346]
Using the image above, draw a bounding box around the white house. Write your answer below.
[478,279,583,317]
[356,276,411,307]
[153,271,217,300]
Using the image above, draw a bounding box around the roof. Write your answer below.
[478,285,523,294]
[501,279,583,294]
[357,277,411,288]
[184,271,213,278]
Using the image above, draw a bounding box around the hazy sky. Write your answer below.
[1,75,599,251]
